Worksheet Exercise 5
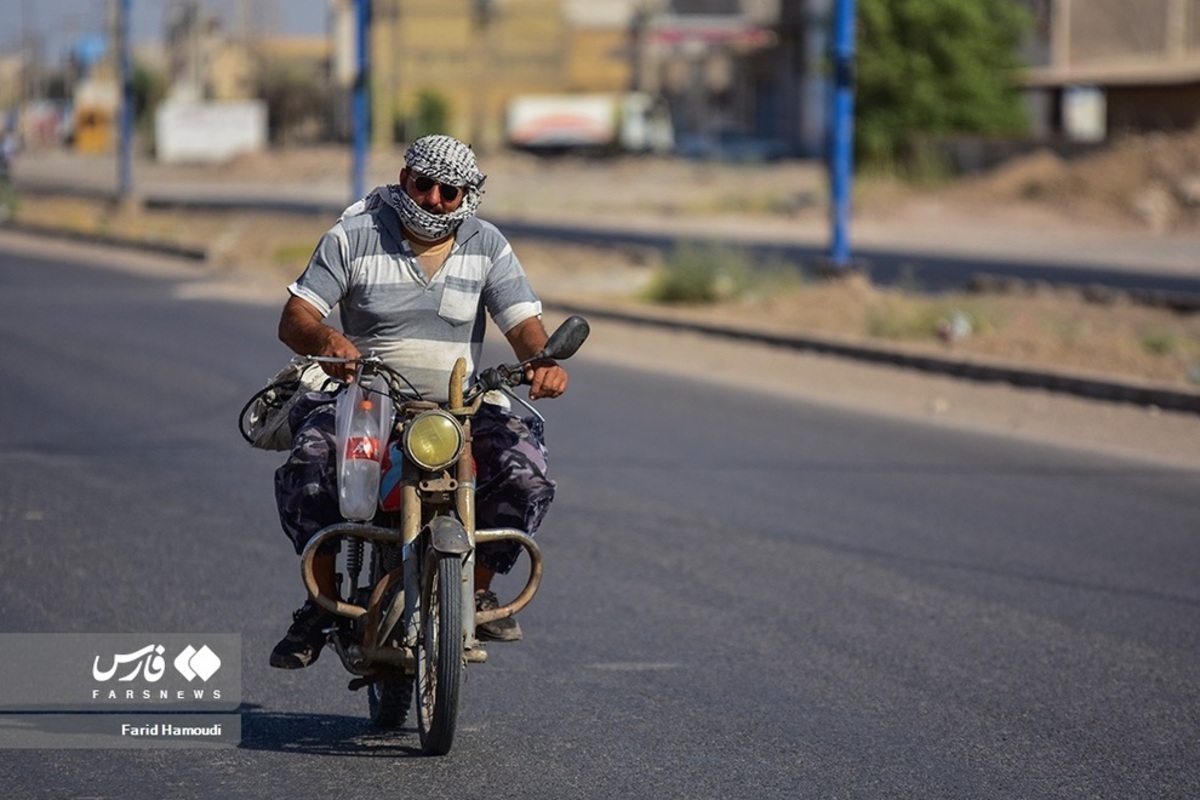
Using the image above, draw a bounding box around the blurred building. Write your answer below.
[166,3,329,103]
[636,0,827,158]
[368,0,568,150]
[341,0,631,151]
[0,54,21,112]
[1020,0,1200,139]
[165,2,225,101]
[564,0,639,90]
[332,0,824,157]
[164,2,330,150]
[5,0,833,159]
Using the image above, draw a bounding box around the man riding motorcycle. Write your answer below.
[270,134,569,668]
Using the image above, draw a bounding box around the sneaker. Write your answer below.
[475,590,523,642]
[269,601,332,669]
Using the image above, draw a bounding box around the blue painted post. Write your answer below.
[352,0,371,202]
[118,0,133,199]
[828,0,856,270]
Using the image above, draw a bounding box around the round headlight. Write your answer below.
[403,410,464,472]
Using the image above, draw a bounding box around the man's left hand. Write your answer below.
[526,360,568,400]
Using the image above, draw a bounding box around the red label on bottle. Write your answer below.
[346,437,379,460]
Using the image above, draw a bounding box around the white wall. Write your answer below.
[155,100,268,164]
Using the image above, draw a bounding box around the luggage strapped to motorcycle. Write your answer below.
[237,357,337,451]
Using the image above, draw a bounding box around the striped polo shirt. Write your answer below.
[288,189,542,402]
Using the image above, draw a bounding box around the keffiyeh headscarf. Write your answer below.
[386,134,487,242]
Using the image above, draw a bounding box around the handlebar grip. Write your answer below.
[491,365,529,388]
[469,364,532,399]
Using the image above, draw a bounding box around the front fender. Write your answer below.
[426,515,471,555]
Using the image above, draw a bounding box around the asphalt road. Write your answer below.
[0,244,1197,798]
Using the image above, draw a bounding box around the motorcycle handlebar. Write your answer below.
[306,314,589,411]
[307,354,423,403]
[306,354,527,407]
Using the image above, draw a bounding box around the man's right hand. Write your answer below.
[279,295,361,382]
[315,330,362,382]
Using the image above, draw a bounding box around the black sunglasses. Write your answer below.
[410,174,462,202]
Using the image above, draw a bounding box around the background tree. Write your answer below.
[395,88,451,143]
[856,0,1032,174]
[131,63,168,130]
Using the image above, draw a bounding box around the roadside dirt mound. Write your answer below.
[962,127,1200,233]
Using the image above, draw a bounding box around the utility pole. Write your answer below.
[20,0,34,105]
[116,0,133,201]
[1051,0,1071,69]
[352,0,371,202]
[827,0,856,271]
[236,0,253,41]
[471,0,495,151]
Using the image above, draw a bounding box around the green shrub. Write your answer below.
[1141,329,1178,356]
[643,242,754,304]
[866,302,946,339]
[273,241,316,267]
[866,301,995,341]
[405,89,451,141]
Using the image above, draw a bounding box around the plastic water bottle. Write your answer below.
[336,378,391,521]
[339,434,382,521]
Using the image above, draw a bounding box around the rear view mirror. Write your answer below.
[538,316,590,361]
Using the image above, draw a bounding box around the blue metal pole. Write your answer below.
[351,0,370,202]
[118,0,133,199]
[828,0,856,269]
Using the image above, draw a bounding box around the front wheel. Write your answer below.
[416,550,464,755]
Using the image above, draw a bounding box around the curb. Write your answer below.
[0,220,208,261]
[543,298,1200,416]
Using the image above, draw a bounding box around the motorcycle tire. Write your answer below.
[416,549,464,756]
[368,669,413,729]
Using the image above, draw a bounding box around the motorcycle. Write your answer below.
[293,315,588,755]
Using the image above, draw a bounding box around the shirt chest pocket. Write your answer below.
[437,278,483,326]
